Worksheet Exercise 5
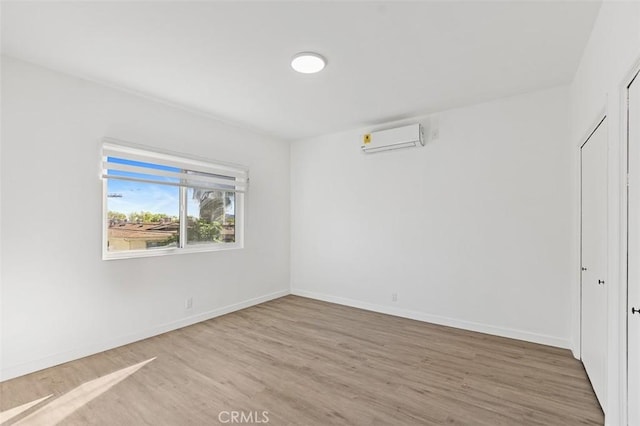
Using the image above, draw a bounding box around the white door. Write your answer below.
[581,118,608,409]
[628,72,640,426]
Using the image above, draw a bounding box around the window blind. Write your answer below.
[101,138,249,193]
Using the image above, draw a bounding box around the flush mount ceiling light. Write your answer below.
[291,52,326,74]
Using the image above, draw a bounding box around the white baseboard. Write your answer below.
[291,288,571,350]
[2,287,572,382]
[571,344,581,360]
[0,289,289,382]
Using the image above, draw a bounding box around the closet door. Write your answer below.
[628,72,640,426]
[581,118,608,409]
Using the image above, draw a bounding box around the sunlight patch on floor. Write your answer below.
[0,394,53,424]
[2,357,155,426]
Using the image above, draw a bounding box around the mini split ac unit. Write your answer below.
[361,123,425,153]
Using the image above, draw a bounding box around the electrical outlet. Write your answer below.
[185,297,193,310]
[392,293,398,302]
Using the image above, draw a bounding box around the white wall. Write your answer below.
[0,54,4,379]
[291,86,573,349]
[569,2,640,424]
[0,57,290,381]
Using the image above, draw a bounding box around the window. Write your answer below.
[101,139,247,259]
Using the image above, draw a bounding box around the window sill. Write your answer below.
[102,243,243,261]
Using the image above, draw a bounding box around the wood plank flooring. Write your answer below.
[1,295,603,425]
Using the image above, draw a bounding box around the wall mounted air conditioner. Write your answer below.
[361,123,425,153]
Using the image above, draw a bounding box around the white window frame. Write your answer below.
[101,138,247,260]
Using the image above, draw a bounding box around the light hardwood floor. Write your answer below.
[1,296,603,425]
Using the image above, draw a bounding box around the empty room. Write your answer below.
[1,1,639,425]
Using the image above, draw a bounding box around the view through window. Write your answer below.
[102,141,246,259]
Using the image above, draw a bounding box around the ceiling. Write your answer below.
[1,1,601,141]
